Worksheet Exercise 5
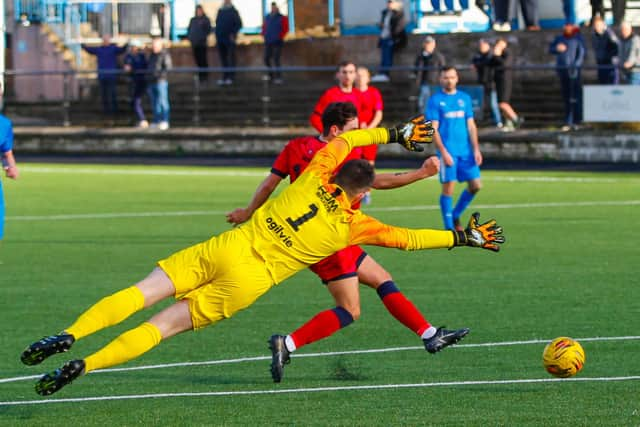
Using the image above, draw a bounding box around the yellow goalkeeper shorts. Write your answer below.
[157,229,274,330]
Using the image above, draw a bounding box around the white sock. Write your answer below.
[421,326,437,340]
[284,335,297,352]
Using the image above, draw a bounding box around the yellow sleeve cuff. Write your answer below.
[338,128,390,150]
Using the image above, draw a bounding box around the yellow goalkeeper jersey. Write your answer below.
[237,128,454,284]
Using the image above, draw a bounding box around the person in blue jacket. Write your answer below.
[82,35,129,118]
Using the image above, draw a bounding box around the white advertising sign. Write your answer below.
[583,85,640,122]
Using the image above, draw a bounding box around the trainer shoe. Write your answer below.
[35,359,85,396]
[21,333,75,366]
[268,334,291,383]
[423,327,470,354]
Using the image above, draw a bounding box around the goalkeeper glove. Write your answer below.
[453,212,505,252]
[388,115,434,152]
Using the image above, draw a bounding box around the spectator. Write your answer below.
[619,21,640,84]
[431,0,469,14]
[549,24,585,131]
[426,66,482,231]
[309,61,363,133]
[591,16,620,84]
[476,0,494,27]
[493,0,539,31]
[262,2,289,84]
[147,37,172,130]
[590,0,604,25]
[215,0,243,85]
[471,38,503,128]
[371,0,406,82]
[0,107,19,245]
[492,0,511,31]
[414,36,446,114]
[123,40,148,128]
[187,5,212,83]
[490,37,523,130]
[562,0,577,25]
[612,0,627,26]
[81,35,128,118]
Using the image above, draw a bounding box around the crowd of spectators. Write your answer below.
[66,0,640,133]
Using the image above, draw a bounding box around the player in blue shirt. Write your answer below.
[426,66,482,230]
[0,112,19,242]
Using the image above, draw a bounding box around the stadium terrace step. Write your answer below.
[6,76,568,128]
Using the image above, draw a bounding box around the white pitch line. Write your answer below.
[6,200,640,222]
[19,166,639,183]
[3,335,639,385]
[1,376,640,406]
[20,166,270,177]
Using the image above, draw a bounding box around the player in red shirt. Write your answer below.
[227,102,465,384]
[356,65,385,204]
[309,61,363,133]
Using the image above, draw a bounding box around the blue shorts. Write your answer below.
[439,154,481,183]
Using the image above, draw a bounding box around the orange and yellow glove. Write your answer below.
[453,212,505,252]
[387,115,434,152]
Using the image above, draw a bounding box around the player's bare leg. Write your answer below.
[270,277,358,382]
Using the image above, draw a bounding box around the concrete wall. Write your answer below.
[12,127,640,163]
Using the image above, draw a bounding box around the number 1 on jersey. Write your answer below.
[286,204,319,231]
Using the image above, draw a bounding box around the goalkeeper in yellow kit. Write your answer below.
[20,116,504,395]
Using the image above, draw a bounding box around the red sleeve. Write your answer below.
[360,145,378,162]
[271,141,292,179]
[261,20,266,36]
[310,91,330,133]
[281,16,289,39]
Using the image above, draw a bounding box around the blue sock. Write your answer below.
[439,194,454,230]
[452,189,476,222]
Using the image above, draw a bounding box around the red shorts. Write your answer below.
[309,245,367,283]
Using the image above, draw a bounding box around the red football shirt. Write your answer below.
[357,86,384,162]
[309,86,364,133]
[357,86,383,127]
[271,135,365,183]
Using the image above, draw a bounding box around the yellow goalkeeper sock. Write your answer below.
[84,322,162,373]
[65,286,145,340]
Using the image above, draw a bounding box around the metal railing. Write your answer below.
[0,64,619,128]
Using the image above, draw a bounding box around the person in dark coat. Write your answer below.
[471,38,502,128]
[549,24,586,130]
[414,36,445,114]
[591,16,620,84]
[371,0,406,82]
[490,38,523,130]
[262,2,289,84]
[215,0,242,85]
[187,5,212,83]
[122,40,149,127]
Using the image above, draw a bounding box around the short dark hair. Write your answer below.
[321,102,358,136]
[334,159,375,196]
[440,65,457,74]
[337,60,356,71]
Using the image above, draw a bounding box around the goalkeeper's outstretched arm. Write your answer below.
[351,212,505,253]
